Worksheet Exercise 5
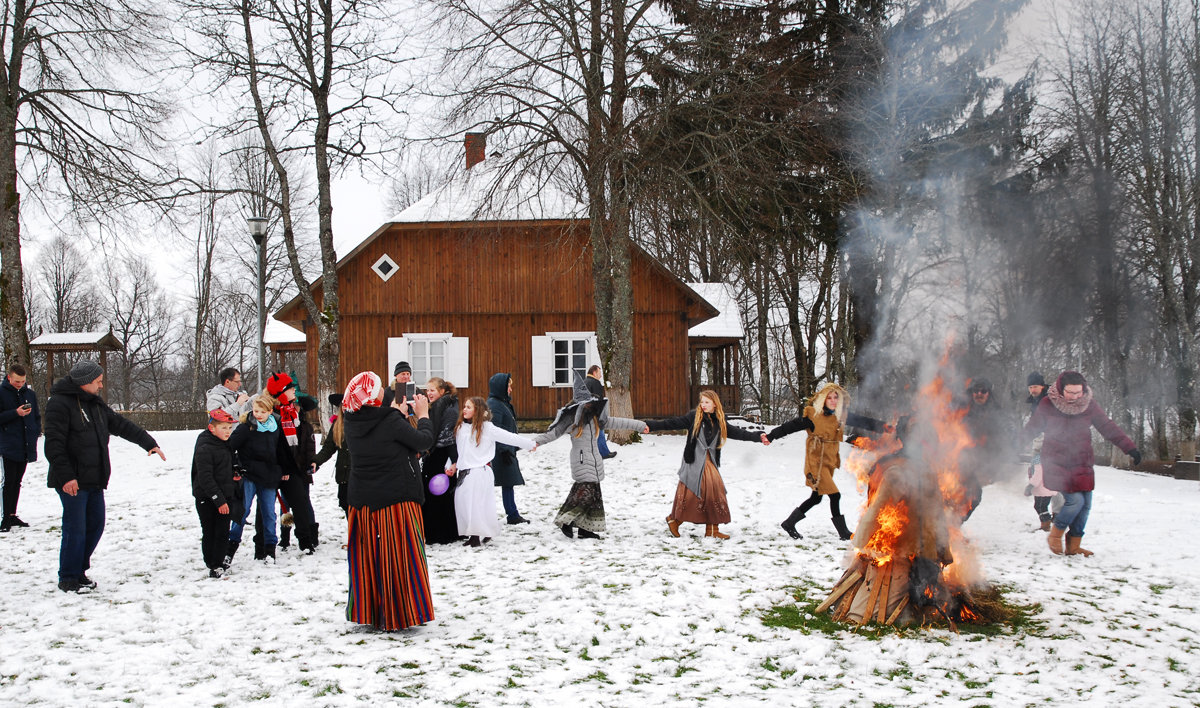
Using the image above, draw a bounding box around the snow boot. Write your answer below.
[666,517,681,538]
[223,541,239,569]
[831,514,852,541]
[1065,535,1094,557]
[1039,519,1052,532]
[310,522,320,547]
[706,524,730,540]
[263,544,276,563]
[1047,525,1065,555]
[279,526,291,550]
[577,528,601,540]
[780,507,805,539]
[560,524,574,539]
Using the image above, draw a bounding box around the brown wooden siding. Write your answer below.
[283,220,708,418]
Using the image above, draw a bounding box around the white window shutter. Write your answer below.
[586,334,601,370]
[387,337,409,380]
[447,337,469,388]
[531,335,553,386]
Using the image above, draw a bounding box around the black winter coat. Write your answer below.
[647,412,761,467]
[344,405,434,510]
[43,377,157,490]
[228,417,289,488]
[283,417,316,483]
[0,377,41,462]
[487,373,523,486]
[428,394,459,449]
[191,429,237,509]
[313,420,351,485]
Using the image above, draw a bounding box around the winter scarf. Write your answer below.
[255,415,279,433]
[343,371,383,413]
[278,400,299,447]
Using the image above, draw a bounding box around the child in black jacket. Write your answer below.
[192,410,238,577]
[227,395,288,564]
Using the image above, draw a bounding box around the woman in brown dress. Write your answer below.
[646,390,763,539]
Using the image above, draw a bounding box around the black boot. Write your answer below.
[560,524,574,538]
[279,526,291,550]
[264,544,277,563]
[577,528,601,540]
[223,541,240,569]
[310,523,319,547]
[831,514,852,541]
[781,507,805,539]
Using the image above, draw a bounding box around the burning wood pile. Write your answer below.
[817,373,999,630]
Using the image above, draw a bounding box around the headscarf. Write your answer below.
[343,372,384,413]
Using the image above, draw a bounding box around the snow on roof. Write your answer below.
[264,317,306,344]
[687,283,744,339]
[29,330,119,347]
[331,161,586,261]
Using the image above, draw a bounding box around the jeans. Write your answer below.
[1054,490,1092,537]
[57,489,106,582]
[229,480,278,545]
[597,430,611,457]
[502,485,520,519]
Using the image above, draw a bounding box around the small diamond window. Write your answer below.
[372,254,399,281]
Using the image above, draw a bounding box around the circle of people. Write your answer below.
[0,359,1138,630]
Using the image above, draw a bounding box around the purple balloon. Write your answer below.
[428,473,451,496]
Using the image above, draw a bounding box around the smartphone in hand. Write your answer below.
[404,382,417,401]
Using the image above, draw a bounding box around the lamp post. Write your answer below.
[247,216,269,391]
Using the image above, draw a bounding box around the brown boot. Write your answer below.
[707,524,730,540]
[1047,525,1065,554]
[1065,535,1094,557]
[1039,519,1051,532]
[666,517,681,538]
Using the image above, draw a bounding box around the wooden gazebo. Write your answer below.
[30,329,124,398]
[264,317,307,374]
[686,283,745,413]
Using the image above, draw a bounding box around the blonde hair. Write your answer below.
[691,390,727,447]
[426,377,456,397]
[239,394,279,424]
[331,409,345,447]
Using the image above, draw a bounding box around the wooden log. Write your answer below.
[832,582,859,622]
[885,594,910,626]
[858,564,884,626]
[875,563,893,624]
[816,568,864,614]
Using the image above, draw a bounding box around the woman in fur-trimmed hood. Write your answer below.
[1022,370,1140,557]
[766,382,888,542]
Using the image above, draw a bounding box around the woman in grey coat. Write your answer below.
[535,372,646,540]
[645,390,763,539]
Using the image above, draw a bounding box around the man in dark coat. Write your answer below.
[0,363,41,531]
[958,377,1010,521]
[44,360,165,592]
[487,372,528,524]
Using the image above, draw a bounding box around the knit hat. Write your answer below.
[393,361,412,376]
[69,359,104,385]
[1026,372,1046,387]
[266,372,295,397]
[343,372,383,413]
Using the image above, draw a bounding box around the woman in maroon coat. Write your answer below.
[1022,371,1141,557]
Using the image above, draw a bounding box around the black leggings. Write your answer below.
[797,489,841,517]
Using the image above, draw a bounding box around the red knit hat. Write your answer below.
[266,372,295,397]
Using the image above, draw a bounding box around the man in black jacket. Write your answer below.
[44,360,165,593]
[0,363,41,531]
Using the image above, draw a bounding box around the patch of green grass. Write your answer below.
[578,648,592,661]
[1149,584,1171,595]
[316,683,343,696]
[591,636,600,646]
[400,662,419,670]
[573,671,613,684]
[458,664,482,673]
[1168,657,1183,672]
[963,679,988,689]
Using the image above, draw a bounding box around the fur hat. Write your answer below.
[809,382,848,423]
[69,359,104,386]
[266,372,295,397]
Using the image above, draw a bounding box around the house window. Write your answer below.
[554,338,589,385]
[372,254,399,282]
[531,332,599,387]
[410,338,446,383]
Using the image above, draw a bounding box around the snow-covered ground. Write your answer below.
[1,429,1197,706]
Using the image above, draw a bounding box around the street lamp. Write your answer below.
[247,216,269,392]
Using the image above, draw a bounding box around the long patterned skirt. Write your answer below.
[346,501,434,630]
[670,456,731,525]
[554,481,605,533]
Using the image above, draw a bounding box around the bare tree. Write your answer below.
[0,0,170,367]
[103,253,175,410]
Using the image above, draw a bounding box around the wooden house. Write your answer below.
[276,139,741,418]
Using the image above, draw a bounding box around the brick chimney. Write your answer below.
[465,132,485,169]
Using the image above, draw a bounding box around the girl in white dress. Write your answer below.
[449,397,537,546]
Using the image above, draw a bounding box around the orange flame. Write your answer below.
[859,500,909,565]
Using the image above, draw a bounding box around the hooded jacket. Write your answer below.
[43,376,158,490]
[0,377,41,462]
[487,373,523,486]
[1022,372,1136,493]
[228,415,288,487]
[343,404,434,510]
[534,372,644,484]
[191,429,237,509]
[205,384,251,419]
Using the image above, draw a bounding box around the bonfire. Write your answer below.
[816,372,1001,630]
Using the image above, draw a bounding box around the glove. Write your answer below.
[1128,449,1142,465]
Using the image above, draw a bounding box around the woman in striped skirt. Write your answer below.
[341,371,436,630]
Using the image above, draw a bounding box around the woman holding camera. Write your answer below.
[0,363,41,531]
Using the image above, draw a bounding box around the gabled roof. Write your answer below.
[264,317,306,345]
[687,283,745,339]
[30,330,124,351]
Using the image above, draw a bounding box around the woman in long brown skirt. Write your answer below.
[645,390,764,539]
